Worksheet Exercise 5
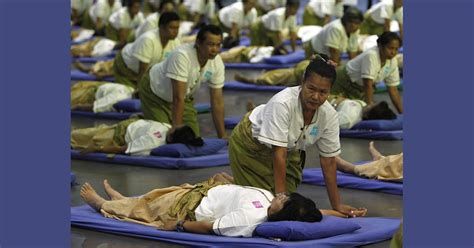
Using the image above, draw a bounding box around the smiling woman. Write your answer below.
[229,54,367,218]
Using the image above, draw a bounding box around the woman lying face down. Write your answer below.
[80,173,367,237]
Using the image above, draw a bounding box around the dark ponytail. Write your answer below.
[167,125,204,146]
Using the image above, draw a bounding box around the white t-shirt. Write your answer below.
[183,0,215,18]
[88,0,122,23]
[335,99,367,129]
[307,0,336,18]
[93,83,135,113]
[122,30,181,73]
[346,46,400,87]
[218,2,258,29]
[108,7,145,30]
[311,19,360,55]
[135,12,159,38]
[367,2,394,24]
[393,6,403,25]
[195,184,273,237]
[261,7,297,32]
[249,87,341,157]
[124,120,172,156]
[148,43,225,102]
[257,0,286,12]
[71,0,93,14]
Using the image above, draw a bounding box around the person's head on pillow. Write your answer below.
[267,192,322,222]
[166,125,204,146]
[362,101,397,120]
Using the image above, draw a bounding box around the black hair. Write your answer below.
[196,24,223,43]
[341,7,363,25]
[363,101,397,120]
[286,0,300,8]
[267,193,322,222]
[377,32,402,47]
[159,0,175,12]
[126,0,141,8]
[167,125,204,146]
[158,12,180,27]
[303,54,337,85]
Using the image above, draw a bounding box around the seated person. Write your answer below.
[80,173,365,237]
[81,0,122,35]
[250,0,299,52]
[71,118,203,156]
[336,141,403,182]
[106,0,145,49]
[302,0,344,26]
[71,81,135,113]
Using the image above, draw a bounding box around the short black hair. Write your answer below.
[303,54,337,85]
[364,101,397,120]
[286,0,300,7]
[126,0,141,8]
[267,193,322,222]
[167,125,204,146]
[341,7,363,25]
[196,24,223,43]
[377,32,402,47]
[158,12,180,27]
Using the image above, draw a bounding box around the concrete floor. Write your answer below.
[71,68,403,247]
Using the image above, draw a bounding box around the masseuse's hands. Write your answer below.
[335,204,367,218]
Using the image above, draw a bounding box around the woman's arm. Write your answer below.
[160,220,214,234]
[209,87,227,139]
[138,61,150,81]
[387,85,403,113]
[171,79,187,127]
[328,47,341,65]
[289,31,297,52]
[362,78,375,105]
[272,146,288,194]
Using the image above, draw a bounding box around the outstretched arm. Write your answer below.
[272,145,288,194]
[362,78,375,105]
[160,220,214,234]
[387,85,403,113]
[209,87,227,139]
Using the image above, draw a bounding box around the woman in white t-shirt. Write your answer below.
[71,0,93,26]
[360,0,403,36]
[82,0,122,35]
[71,118,203,156]
[229,54,367,218]
[332,31,403,113]
[249,0,300,52]
[113,12,181,88]
[302,0,344,26]
[105,0,145,49]
[80,173,364,237]
[217,0,257,48]
[135,0,176,38]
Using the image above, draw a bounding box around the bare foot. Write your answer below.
[246,100,255,112]
[80,182,106,211]
[234,74,256,84]
[103,179,125,200]
[368,141,383,161]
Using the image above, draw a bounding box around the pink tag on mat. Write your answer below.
[252,201,263,208]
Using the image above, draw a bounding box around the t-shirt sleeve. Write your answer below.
[360,52,378,80]
[287,15,297,32]
[165,52,190,82]
[132,36,155,63]
[325,27,343,51]
[316,112,341,157]
[383,60,400,86]
[206,56,225,89]
[212,209,261,237]
[257,102,290,147]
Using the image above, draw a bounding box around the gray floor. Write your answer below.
[71,68,403,247]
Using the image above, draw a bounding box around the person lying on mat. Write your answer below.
[106,0,144,49]
[332,31,403,114]
[304,7,364,65]
[71,81,136,113]
[336,141,403,182]
[80,173,367,237]
[113,11,181,88]
[219,45,287,64]
[229,54,367,218]
[138,24,227,139]
[71,117,203,156]
[249,0,300,52]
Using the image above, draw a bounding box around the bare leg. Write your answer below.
[335,156,356,175]
[103,179,125,200]
[234,74,257,84]
[73,61,91,72]
[80,182,107,211]
[213,173,234,184]
[368,141,383,161]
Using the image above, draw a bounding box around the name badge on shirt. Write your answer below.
[204,70,213,81]
[252,201,263,208]
[310,126,318,137]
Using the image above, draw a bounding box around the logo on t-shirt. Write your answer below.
[252,201,263,208]
[204,71,213,81]
[153,131,162,138]
[310,126,318,136]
